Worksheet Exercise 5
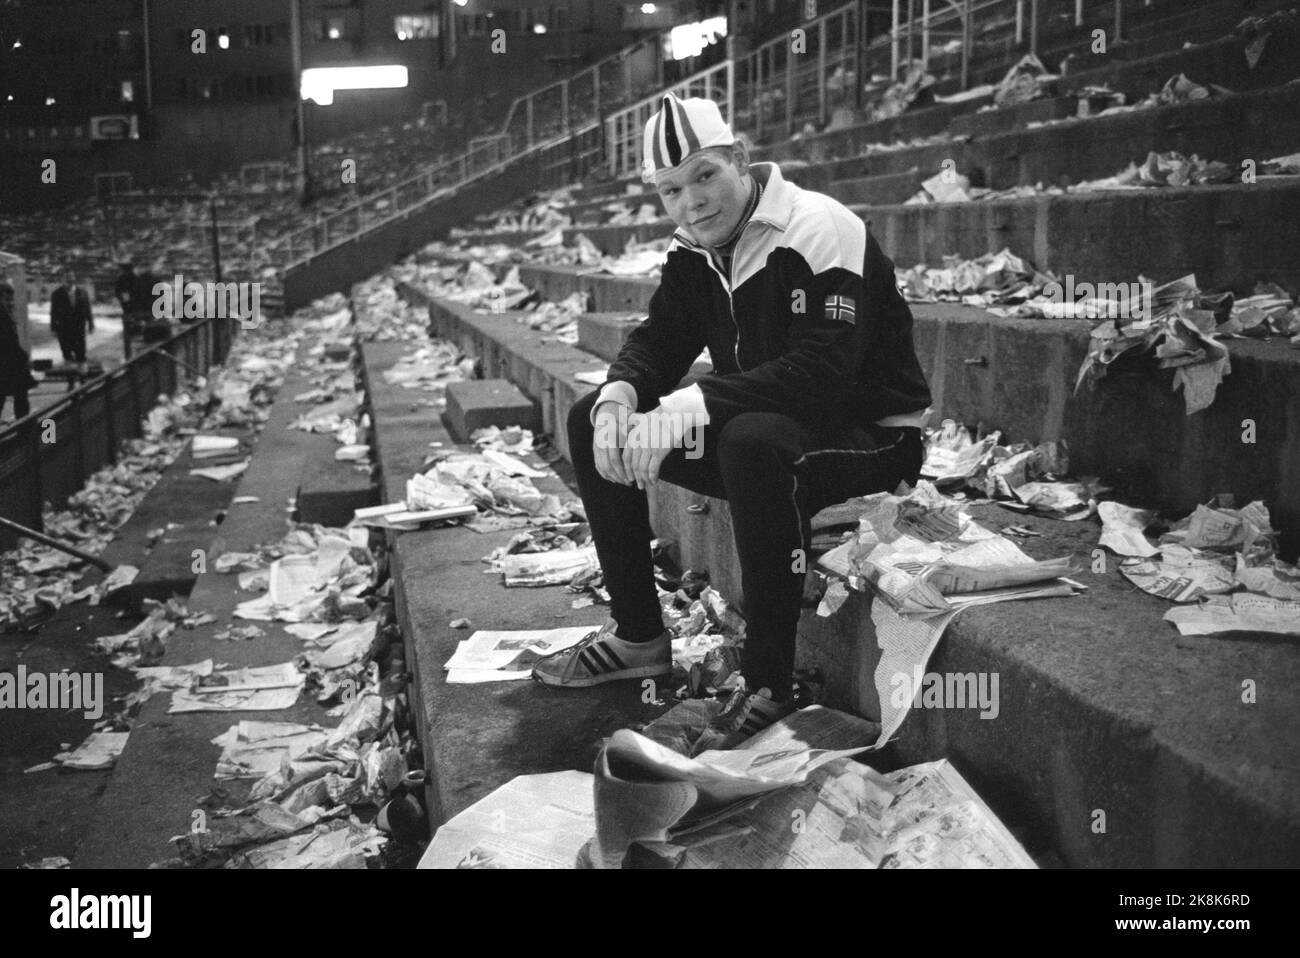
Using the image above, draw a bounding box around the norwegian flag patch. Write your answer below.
[824,295,857,324]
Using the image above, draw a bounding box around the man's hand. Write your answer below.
[622,410,680,490]
[592,400,634,486]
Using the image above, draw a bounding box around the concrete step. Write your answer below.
[387,278,1300,867]
[577,312,648,363]
[829,167,928,207]
[469,263,1300,556]
[74,333,381,868]
[358,334,670,827]
[856,177,1300,295]
[532,178,1300,297]
[802,83,1300,196]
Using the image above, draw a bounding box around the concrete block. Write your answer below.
[577,312,645,363]
[444,378,540,442]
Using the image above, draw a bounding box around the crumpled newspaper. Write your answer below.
[993,53,1055,108]
[871,60,936,121]
[1073,274,1235,415]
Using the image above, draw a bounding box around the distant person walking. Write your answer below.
[50,268,94,366]
[115,259,142,359]
[0,281,36,422]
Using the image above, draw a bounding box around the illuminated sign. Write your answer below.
[300,65,409,106]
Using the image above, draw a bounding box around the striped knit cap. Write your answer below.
[641,93,735,183]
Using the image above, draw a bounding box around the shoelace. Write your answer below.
[541,628,603,682]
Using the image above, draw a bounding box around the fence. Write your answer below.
[0,314,236,549]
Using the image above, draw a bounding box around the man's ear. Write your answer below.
[730,140,753,180]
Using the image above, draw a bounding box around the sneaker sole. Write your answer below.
[532,662,672,689]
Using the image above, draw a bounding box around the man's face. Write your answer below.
[63,272,76,288]
[655,147,751,248]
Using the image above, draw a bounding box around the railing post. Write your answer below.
[922,0,930,71]
[561,80,570,134]
[961,0,972,90]
[1016,0,1024,44]
[593,68,600,118]
[818,17,827,126]
[1075,0,1083,26]
[726,58,734,128]
[891,0,900,81]
[785,44,795,135]
[1114,0,1123,43]
[755,47,764,139]
[1030,0,1039,57]
[526,96,534,149]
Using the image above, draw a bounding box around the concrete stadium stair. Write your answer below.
[76,333,380,868]
[376,277,1300,867]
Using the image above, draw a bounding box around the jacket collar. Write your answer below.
[670,162,795,252]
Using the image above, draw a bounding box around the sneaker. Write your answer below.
[531,620,671,688]
[689,687,797,756]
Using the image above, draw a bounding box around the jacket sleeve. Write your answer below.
[599,261,707,414]
[693,215,865,431]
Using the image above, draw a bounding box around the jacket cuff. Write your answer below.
[589,380,638,426]
[656,383,710,424]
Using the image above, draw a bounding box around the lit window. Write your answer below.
[641,3,657,13]
[45,96,56,106]
[328,27,340,39]
[394,14,438,39]
[12,39,21,50]
[217,29,230,49]
[121,80,134,102]
[533,23,546,33]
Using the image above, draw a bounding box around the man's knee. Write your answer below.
[567,391,600,464]
[716,412,796,467]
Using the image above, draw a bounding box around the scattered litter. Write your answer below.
[444,626,596,682]
[1165,594,1300,637]
[54,730,130,770]
[168,661,304,713]
[190,461,250,482]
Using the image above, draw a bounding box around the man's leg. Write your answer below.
[714,415,923,701]
[12,388,30,420]
[55,327,74,363]
[566,391,725,643]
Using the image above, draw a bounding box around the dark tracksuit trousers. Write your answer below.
[568,390,923,700]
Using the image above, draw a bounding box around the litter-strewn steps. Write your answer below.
[549,177,1300,295]
[386,275,1300,867]
[75,337,377,868]
[358,335,670,826]
[497,263,1300,555]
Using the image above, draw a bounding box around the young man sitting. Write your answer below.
[533,94,932,754]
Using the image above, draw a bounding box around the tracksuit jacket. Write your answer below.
[593,162,932,434]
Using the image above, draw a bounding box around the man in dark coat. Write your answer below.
[1,281,36,421]
[50,268,95,365]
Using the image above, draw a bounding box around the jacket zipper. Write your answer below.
[689,229,749,372]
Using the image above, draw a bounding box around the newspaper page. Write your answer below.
[444,626,595,682]
[677,758,1035,869]
[418,770,596,869]
[872,600,960,743]
[1164,594,1300,636]
[1118,545,1236,602]
[588,706,882,867]
[677,757,900,868]
[876,760,1036,868]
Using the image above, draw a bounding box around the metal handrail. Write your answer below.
[0,314,236,540]
[280,122,601,271]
